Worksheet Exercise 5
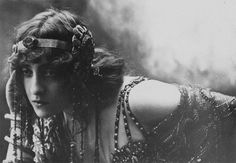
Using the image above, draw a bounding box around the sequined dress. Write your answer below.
[23,77,236,162]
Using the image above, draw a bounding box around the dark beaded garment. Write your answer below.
[14,77,236,163]
[112,77,236,163]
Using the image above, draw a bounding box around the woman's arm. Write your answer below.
[128,79,236,162]
[128,79,236,128]
[128,79,181,126]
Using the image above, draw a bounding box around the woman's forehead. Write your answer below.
[21,55,50,67]
[26,47,51,57]
[21,48,64,63]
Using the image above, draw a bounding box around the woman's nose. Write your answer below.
[30,74,45,95]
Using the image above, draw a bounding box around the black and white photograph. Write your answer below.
[1,0,236,162]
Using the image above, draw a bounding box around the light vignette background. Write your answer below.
[1,0,236,161]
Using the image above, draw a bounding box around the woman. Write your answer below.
[3,9,236,163]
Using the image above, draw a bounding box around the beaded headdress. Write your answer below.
[8,24,95,73]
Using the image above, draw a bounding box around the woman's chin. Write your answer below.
[32,105,64,118]
[34,110,55,118]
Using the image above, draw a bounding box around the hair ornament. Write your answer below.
[72,24,95,80]
[23,36,39,49]
[91,64,103,77]
[9,36,71,64]
[72,24,95,55]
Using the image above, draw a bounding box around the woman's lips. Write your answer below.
[32,100,49,107]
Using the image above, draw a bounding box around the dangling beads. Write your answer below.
[79,122,84,162]
[113,77,148,154]
[69,114,76,163]
[25,107,33,149]
[69,141,76,163]
[70,89,77,163]
[69,86,102,163]
[38,118,47,163]
[94,109,100,163]
[13,111,17,160]
[19,103,23,161]
[13,87,18,161]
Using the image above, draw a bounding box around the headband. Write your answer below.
[9,24,97,76]
[12,36,71,54]
[11,24,94,54]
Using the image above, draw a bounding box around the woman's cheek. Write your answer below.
[52,81,72,104]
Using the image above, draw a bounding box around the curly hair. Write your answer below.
[9,8,125,101]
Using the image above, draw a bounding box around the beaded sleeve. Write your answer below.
[112,81,236,163]
[150,85,236,162]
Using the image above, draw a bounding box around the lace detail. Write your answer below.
[32,113,70,163]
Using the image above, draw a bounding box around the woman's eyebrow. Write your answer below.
[20,63,31,68]
[39,63,60,69]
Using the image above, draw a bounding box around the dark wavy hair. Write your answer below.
[9,8,125,102]
[5,8,125,153]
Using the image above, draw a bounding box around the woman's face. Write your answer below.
[21,55,73,118]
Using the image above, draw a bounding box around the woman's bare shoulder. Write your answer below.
[125,77,181,126]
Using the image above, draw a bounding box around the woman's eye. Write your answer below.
[43,69,56,77]
[21,68,32,77]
